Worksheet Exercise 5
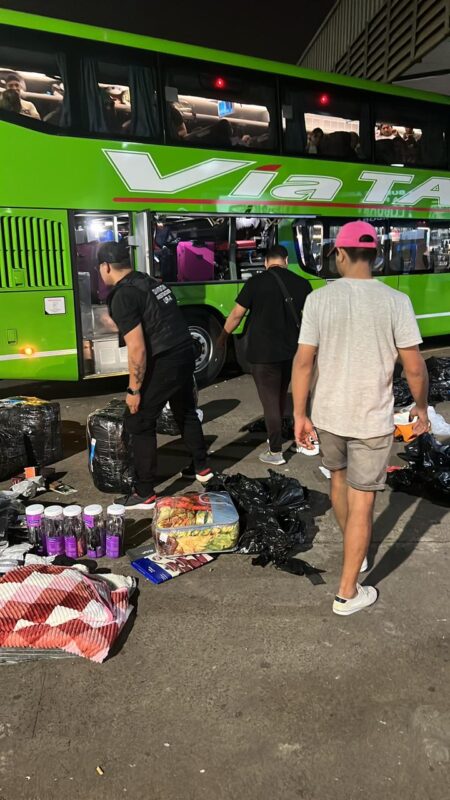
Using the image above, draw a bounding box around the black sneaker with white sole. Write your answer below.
[180,465,215,484]
[115,492,157,510]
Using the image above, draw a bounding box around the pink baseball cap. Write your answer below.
[328,221,378,255]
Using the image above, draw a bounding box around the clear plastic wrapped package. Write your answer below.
[0,397,62,481]
[153,492,239,556]
[87,400,133,494]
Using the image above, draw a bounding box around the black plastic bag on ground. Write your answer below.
[387,433,450,503]
[426,357,450,401]
[393,379,413,407]
[209,471,323,577]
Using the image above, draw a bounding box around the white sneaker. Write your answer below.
[291,442,320,457]
[360,556,368,573]
[332,584,378,616]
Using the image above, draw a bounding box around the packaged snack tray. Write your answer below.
[153,492,239,556]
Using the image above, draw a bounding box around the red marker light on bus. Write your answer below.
[318,93,330,106]
[214,77,226,90]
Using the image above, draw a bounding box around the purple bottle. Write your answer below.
[105,504,125,558]
[63,505,85,558]
[25,504,45,555]
[43,505,64,556]
[83,504,104,558]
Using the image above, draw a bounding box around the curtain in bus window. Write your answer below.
[81,58,108,133]
[282,88,307,154]
[55,52,71,128]
[128,65,160,139]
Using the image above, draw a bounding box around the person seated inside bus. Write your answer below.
[203,118,234,148]
[167,104,188,139]
[375,122,404,163]
[42,82,65,125]
[306,127,324,154]
[318,130,356,160]
[0,72,40,119]
[402,126,420,165]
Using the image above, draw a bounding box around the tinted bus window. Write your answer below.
[152,215,233,282]
[163,61,276,151]
[374,100,447,168]
[296,221,385,277]
[429,227,450,273]
[0,47,70,127]
[81,57,160,140]
[282,83,369,161]
[388,225,432,273]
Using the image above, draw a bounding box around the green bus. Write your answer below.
[1,9,450,384]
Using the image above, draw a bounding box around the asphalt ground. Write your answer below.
[0,350,449,800]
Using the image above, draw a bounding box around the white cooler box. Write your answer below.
[93,336,128,375]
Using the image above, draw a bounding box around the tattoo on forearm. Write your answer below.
[129,356,146,387]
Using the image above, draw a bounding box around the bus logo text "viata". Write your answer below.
[104,149,450,207]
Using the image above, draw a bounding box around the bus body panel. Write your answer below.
[400,273,450,338]
[0,289,78,380]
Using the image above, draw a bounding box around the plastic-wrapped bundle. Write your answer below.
[87,400,133,493]
[0,397,62,481]
[426,357,450,401]
[156,379,200,436]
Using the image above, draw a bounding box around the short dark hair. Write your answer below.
[265,244,288,262]
[5,72,22,84]
[97,240,131,269]
[341,235,377,265]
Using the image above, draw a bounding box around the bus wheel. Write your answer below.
[184,311,226,385]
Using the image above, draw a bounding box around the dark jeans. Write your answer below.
[125,344,208,496]
[251,360,292,452]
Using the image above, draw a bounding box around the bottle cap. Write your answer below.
[107,504,125,516]
[43,505,64,519]
[63,504,82,518]
[26,504,45,517]
[83,504,103,517]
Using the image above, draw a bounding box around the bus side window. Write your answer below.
[153,216,232,283]
[282,82,369,162]
[163,60,277,151]
[374,100,447,169]
[429,227,450,273]
[0,50,70,127]
[81,58,160,140]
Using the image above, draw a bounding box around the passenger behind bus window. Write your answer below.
[168,104,188,140]
[0,72,40,119]
[403,127,420,165]
[375,122,404,164]
[306,127,324,154]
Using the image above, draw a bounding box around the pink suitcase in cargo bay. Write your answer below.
[176,242,215,282]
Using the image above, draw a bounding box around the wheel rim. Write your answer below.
[189,325,212,373]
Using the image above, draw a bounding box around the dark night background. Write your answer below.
[1,0,336,63]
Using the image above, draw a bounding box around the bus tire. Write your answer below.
[183,310,226,386]
[234,332,252,374]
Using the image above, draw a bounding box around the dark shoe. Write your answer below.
[115,492,156,511]
[180,465,214,484]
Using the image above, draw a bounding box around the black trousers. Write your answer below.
[125,344,208,496]
[251,360,292,453]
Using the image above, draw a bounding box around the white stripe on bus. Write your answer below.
[0,349,77,362]
[416,312,450,320]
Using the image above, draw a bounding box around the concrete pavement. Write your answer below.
[0,371,449,800]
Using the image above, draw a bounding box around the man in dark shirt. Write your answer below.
[218,244,312,465]
[98,241,212,509]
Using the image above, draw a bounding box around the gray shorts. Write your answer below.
[316,429,393,491]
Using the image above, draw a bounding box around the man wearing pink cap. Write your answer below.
[292,220,429,616]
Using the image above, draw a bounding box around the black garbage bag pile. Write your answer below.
[87,400,134,493]
[0,397,62,481]
[394,357,450,407]
[426,357,450,401]
[240,417,294,440]
[209,470,325,581]
[387,433,450,503]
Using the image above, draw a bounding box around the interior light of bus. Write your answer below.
[22,346,35,357]
[318,93,330,106]
[214,77,227,90]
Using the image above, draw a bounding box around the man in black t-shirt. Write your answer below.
[97,241,212,509]
[218,244,312,465]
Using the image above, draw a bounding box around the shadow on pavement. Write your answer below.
[364,490,449,587]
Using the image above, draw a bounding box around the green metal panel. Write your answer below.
[399,274,450,337]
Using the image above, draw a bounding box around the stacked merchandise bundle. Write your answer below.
[0,397,62,481]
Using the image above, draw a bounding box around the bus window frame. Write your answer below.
[160,53,279,155]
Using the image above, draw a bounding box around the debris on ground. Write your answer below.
[387,433,450,503]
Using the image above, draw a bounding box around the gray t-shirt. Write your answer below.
[298,279,422,438]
